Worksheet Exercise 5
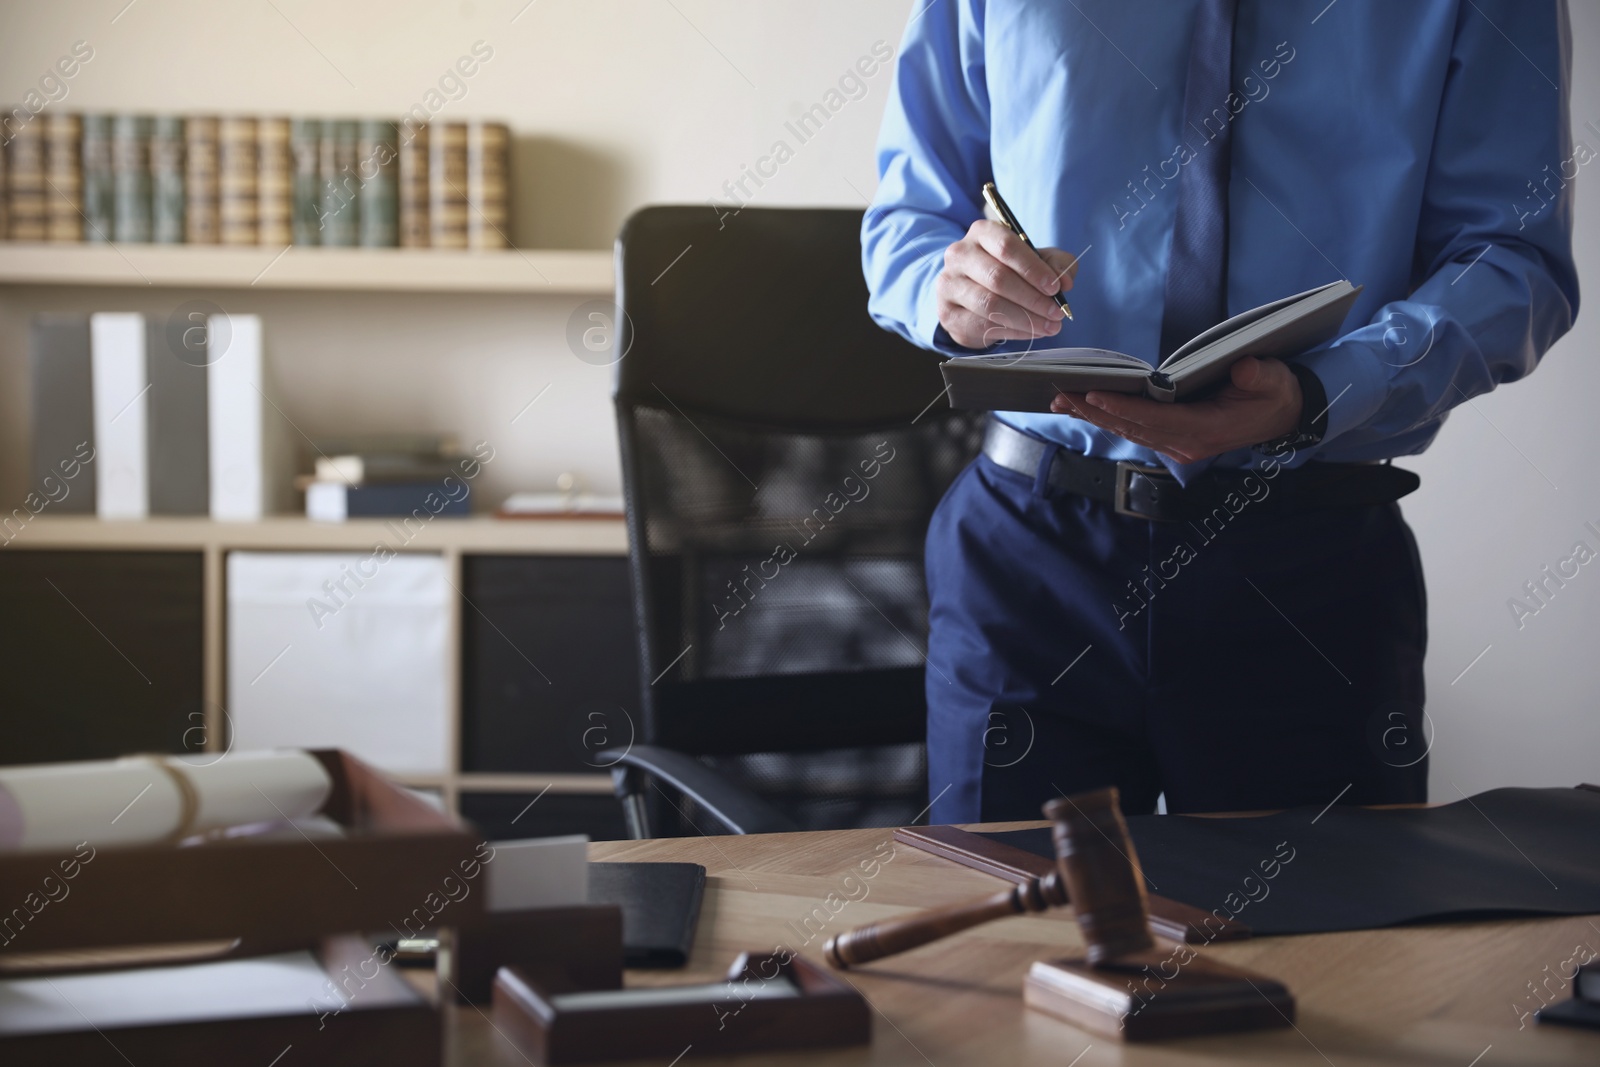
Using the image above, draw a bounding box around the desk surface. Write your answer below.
[449,823,1600,1067]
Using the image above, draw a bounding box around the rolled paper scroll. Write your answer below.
[0,750,333,852]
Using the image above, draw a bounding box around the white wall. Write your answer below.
[1405,1,1600,795]
[1,0,1595,796]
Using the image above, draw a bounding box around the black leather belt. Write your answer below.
[981,418,1419,522]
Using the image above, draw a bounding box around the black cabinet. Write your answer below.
[460,555,641,774]
[458,790,629,842]
[0,551,203,764]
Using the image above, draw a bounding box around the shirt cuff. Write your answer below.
[1294,341,1389,447]
[930,322,994,355]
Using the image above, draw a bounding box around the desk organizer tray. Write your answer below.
[0,749,488,955]
[492,951,870,1064]
[0,934,438,1067]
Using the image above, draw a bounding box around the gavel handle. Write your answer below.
[825,874,1065,969]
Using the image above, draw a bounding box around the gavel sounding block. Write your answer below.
[1024,947,1294,1041]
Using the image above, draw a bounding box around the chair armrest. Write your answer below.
[603,745,799,836]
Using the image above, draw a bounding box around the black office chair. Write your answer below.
[603,205,984,837]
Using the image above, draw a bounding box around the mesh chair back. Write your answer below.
[613,206,983,830]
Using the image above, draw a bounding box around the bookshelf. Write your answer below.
[15,515,627,553]
[0,242,614,294]
[7,516,629,815]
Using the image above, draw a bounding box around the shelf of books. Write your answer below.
[0,242,613,294]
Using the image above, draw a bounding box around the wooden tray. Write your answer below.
[0,750,487,954]
[0,934,439,1067]
[894,825,1250,943]
[492,951,871,1064]
[452,904,623,1004]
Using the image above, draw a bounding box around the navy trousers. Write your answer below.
[925,443,1429,824]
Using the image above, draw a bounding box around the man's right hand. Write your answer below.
[935,220,1078,349]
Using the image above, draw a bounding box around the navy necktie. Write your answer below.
[1159,0,1239,361]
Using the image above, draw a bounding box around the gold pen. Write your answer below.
[982,181,1074,321]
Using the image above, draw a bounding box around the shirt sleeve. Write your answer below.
[1298,0,1579,453]
[861,0,991,353]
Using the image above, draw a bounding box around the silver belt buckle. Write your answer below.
[1113,460,1174,520]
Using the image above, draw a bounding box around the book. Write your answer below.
[80,114,114,242]
[305,481,471,521]
[289,117,320,245]
[358,119,398,247]
[145,315,210,515]
[466,121,509,249]
[314,453,463,485]
[218,116,258,245]
[940,280,1362,409]
[0,125,7,237]
[183,115,220,244]
[89,312,149,519]
[256,116,291,245]
[497,491,626,518]
[398,122,428,247]
[207,313,292,519]
[29,314,96,514]
[111,114,151,242]
[318,118,360,246]
[42,112,81,242]
[428,121,468,249]
[150,115,185,243]
[5,117,46,240]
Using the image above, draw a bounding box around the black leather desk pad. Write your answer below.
[978,787,1600,935]
[588,861,706,967]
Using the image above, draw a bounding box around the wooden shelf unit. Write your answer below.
[0,241,613,294]
[7,516,629,814]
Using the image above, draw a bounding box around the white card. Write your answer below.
[484,834,589,913]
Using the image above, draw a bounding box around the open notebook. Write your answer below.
[940,280,1361,409]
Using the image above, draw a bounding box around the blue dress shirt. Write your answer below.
[862,0,1579,471]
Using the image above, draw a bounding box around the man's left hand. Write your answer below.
[1051,356,1302,464]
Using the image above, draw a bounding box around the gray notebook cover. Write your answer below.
[30,314,96,514]
[145,316,209,514]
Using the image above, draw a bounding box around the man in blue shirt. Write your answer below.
[863,0,1577,823]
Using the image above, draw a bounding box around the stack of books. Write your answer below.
[302,435,474,522]
[1,112,511,249]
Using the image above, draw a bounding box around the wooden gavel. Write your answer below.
[826,787,1154,969]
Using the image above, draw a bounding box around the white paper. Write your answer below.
[0,751,331,853]
[174,750,332,831]
[485,834,590,912]
[500,491,625,515]
[90,312,148,519]
[0,759,181,851]
[0,950,417,1037]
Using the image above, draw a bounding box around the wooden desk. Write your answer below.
[448,824,1600,1066]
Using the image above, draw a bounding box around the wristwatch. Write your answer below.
[1254,362,1328,456]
